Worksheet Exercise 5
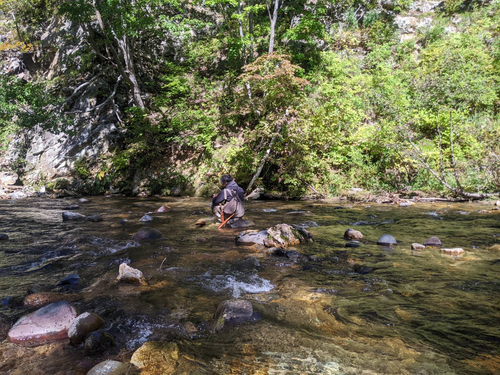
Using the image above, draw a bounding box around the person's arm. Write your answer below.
[212,190,226,206]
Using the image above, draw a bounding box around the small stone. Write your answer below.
[78,198,90,203]
[62,204,79,210]
[139,215,153,222]
[84,330,115,355]
[213,299,254,332]
[132,228,163,241]
[423,236,442,247]
[8,301,78,344]
[68,312,105,345]
[116,263,147,285]
[411,243,426,250]
[344,228,363,240]
[131,341,179,372]
[195,219,206,226]
[263,208,277,212]
[196,238,207,243]
[62,212,86,221]
[441,248,465,256]
[0,233,8,240]
[155,205,170,213]
[23,292,64,309]
[57,274,80,286]
[87,360,129,375]
[87,214,103,222]
[377,234,397,246]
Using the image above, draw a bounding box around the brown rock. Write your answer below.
[213,299,254,332]
[130,341,179,374]
[24,292,65,309]
[68,312,105,345]
[195,219,206,226]
[8,301,78,345]
[87,360,129,375]
[344,228,363,241]
[116,263,147,285]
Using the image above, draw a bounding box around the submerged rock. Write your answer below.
[62,212,86,221]
[23,292,65,308]
[8,301,78,344]
[68,312,105,345]
[139,214,153,222]
[78,198,90,203]
[424,236,442,247]
[0,233,8,240]
[87,360,129,375]
[344,228,363,240]
[132,228,163,241]
[0,313,11,340]
[155,205,170,213]
[131,341,179,373]
[62,204,79,210]
[117,263,147,285]
[411,243,425,250]
[441,248,465,256]
[213,299,254,332]
[57,273,80,286]
[230,257,261,272]
[377,234,397,246]
[345,241,361,248]
[84,330,115,355]
[195,219,206,226]
[87,214,103,222]
[228,219,255,229]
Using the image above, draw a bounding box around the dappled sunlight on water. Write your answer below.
[0,196,499,374]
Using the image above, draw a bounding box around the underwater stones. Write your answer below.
[8,301,78,345]
[87,360,129,375]
[132,227,163,241]
[345,241,361,248]
[139,214,153,222]
[344,228,363,240]
[0,313,11,340]
[195,219,206,226]
[441,248,465,256]
[57,273,80,286]
[68,312,105,345]
[130,341,179,374]
[228,219,255,229]
[23,292,65,308]
[0,233,8,240]
[377,234,397,246]
[62,212,87,221]
[116,263,147,285]
[155,205,170,213]
[424,236,442,247]
[236,230,268,246]
[87,214,103,222]
[230,257,261,272]
[78,198,90,203]
[411,243,426,250]
[62,204,79,210]
[84,330,115,355]
[213,299,254,332]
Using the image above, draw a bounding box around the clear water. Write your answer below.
[0,197,499,374]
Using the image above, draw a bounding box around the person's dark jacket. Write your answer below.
[212,180,245,207]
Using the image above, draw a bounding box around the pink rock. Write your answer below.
[155,205,170,213]
[8,301,78,345]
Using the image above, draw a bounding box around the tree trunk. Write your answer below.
[267,0,280,54]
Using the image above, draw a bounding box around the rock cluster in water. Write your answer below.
[236,223,313,249]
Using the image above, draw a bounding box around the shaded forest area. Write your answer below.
[0,0,499,198]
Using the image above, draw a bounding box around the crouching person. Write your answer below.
[212,175,245,223]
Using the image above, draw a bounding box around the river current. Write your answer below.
[0,196,499,374]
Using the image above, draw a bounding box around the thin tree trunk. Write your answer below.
[267,0,280,54]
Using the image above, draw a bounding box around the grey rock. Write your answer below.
[263,208,277,212]
[57,273,80,286]
[230,257,261,272]
[0,171,19,185]
[78,198,90,203]
[345,241,361,248]
[9,191,27,200]
[0,313,11,340]
[344,228,363,240]
[0,233,9,240]
[236,230,269,246]
[246,187,264,200]
[62,204,79,210]
[84,330,115,355]
[213,299,254,332]
[132,227,163,241]
[87,360,129,375]
[424,236,442,247]
[68,312,105,345]
[377,234,397,246]
[62,212,87,221]
[116,263,147,285]
[139,214,153,222]
[228,219,255,229]
[285,210,313,216]
[411,243,426,250]
[87,214,103,222]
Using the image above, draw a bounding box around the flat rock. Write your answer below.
[62,212,86,221]
[228,219,255,229]
[8,301,78,345]
[57,273,80,286]
[132,228,163,241]
[131,341,179,373]
[441,248,465,256]
[377,234,397,246]
[213,299,254,332]
[84,330,115,355]
[344,228,363,240]
[236,230,268,246]
[23,292,65,309]
[0,233,8,240]
[68,312,105,345]
[139,215,153,222]
[87,360,129,375]
[411,243,426,250]
[78,198,90,203]
[117,263,147,285]
[155,205,170,213]
[424,236,442,247]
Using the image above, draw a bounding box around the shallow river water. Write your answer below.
[0,196,499,374]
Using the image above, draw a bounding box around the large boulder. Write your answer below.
[8,301,78,344]
[236,224,313,249]
[62,212,86,221]
[213,299,254,332]
[130,341,179,374]
[236,230,268,246]
[68,312,105,345]
[116,263,147,285]
[377,234,397,246]
[344,228,363,240]
[424,236,442,247]
[87,360,129,375]
[132,228,163,241]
